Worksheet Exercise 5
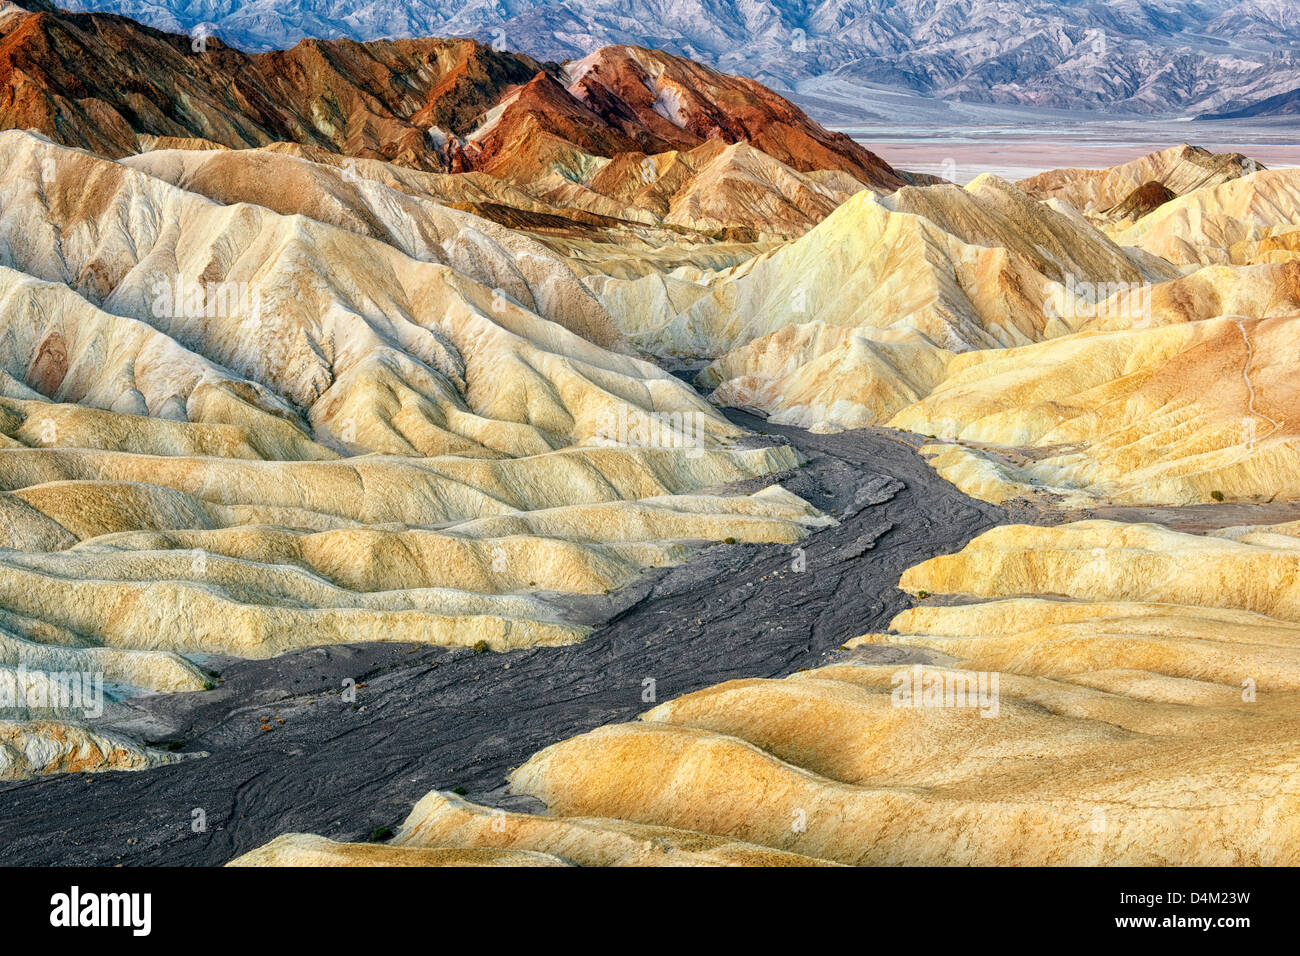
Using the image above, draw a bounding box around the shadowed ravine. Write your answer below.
[0,412,1013,866]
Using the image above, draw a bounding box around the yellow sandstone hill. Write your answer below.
[3,111,1298,826]
[1016,144,1258,222]
[646,166,1300,479]
[121,146,623,346]
[11,0,1298,861]
[890,314,1300,505]
[0,720,188,780]
[129,134,863,251]
[230,792,839,867]
[606,174,1151,358]
[698,325,954,429]
[0,130,830,777]
[605,155,1300,496]
[1106,167,1300,266]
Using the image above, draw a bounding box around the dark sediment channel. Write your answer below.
[0,411,1014,866]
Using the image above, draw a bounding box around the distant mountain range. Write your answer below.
[48,0,1300,116]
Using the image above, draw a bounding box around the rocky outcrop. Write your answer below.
[0,4,897,190]
[562,46,901,187]
[0,4,902,245]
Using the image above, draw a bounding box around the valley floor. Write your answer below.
[842,119,1300,184]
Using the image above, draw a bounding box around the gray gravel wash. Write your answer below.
[0,411,1011,866]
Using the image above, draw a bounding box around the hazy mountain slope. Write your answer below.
[1198,85,1300,120]
[51,0,1300,115]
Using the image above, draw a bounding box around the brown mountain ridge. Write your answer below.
[0,1,900,189]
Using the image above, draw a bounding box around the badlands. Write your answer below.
[1,1,1298,867]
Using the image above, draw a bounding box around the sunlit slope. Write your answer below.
[609,175,1150,357]
[890,315,1299,505]
[1017,144,1258,222]
[1109,168,1300,265]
